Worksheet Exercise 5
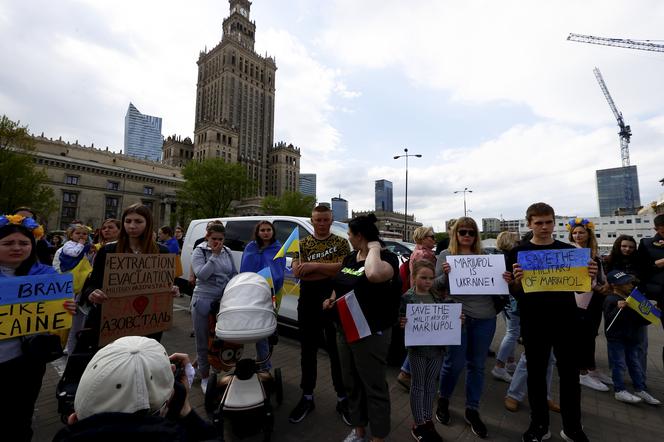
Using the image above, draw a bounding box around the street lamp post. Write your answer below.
[454,187,473,217]
[394,148,422,241]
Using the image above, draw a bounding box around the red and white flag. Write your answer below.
[336,290,371,343]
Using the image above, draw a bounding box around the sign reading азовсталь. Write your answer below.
[517,248,591,293]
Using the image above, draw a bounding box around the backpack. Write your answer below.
[399,258,411,294]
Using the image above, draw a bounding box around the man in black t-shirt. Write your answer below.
[509,203,597,442]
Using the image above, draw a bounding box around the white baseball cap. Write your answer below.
[74,336,174,420]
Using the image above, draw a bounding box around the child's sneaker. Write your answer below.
[634,390,661,405]
[614,390,642,404]
[491,366,513,383]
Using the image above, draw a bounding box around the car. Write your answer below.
[382,240,416,261]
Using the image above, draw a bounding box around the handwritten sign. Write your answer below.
[517,248,591,293]
[0,274,74,339]
[99,253,175,345]
[405,303,462,346]
[446,254,509,295]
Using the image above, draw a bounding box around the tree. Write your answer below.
[261,191,316,216]
[177,158,257,219]
[0,115,57,218]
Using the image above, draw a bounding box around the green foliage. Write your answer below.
[434,232,449,242]
[0,115,57,218]
[261,191,316,216]
[177,158,257,219]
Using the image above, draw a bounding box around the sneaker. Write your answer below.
[504,396,519,412]
[614,390,642,404]
[343,428,367,442]
[491,366,513,383]
[588,369,613,385]
[411,421,442,442]
[522,424,551,442]
[560,429,589,442]
[634,390,661,405]
[289,396,315,423]
[579,374,609,392]
[506,361,517,374]
[397,371,411,391]
[464,408,488,438]
[336,398,352,426]
[200,377,208,395]
[435,397,450,425]
[547,400,560,413]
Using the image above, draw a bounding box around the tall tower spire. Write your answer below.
[224,0,255,51]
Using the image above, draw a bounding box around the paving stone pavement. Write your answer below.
[33,297,664,441]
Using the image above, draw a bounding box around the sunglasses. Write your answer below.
[457,229,476,237]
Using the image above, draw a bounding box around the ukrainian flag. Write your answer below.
[626,288,661,325]
[273,227,299,259]
[256,266,274,289]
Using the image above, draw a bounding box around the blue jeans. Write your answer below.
[256,338,272,371]
[607,338,646,392]
[439,316,497,410]
[507,351,555,402]
[497,308,520,364]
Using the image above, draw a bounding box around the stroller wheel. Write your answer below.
[274,368,283,405]
[204,372,218,412]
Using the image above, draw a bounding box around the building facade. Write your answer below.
[375,179,393,212]
[29,135,182,230]
[596,166,641,216]
[353,209,422,242]
[267,142,300,197]
[482,218,501,234]
[299,173,316,199]
[162,135,194,167]
[194,0,277,196]
[331,195,348,222]
[124,103,163,162]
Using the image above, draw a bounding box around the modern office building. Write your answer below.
[331,195,348,221]
[375,179,393,212]
[596,166,641,216]
[299,173,316,199]
[124,103,163,162]
[482,218,501,234]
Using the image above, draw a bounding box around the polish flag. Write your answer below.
[336,291,371,343]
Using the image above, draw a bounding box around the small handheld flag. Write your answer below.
[256,266,274,289]
[625,288,661,325]
[273,227,299,259]
[336,291,371,343]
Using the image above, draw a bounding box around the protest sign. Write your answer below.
[446,254,509,295]
[99,253,175,345]
[0,273,74,339]
[405,303,462,346]
[517,248,591,293]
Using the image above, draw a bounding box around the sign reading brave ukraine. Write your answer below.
[517,248,591,293]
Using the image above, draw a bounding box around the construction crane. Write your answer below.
[593,67,634,212]
[568,33,664,53]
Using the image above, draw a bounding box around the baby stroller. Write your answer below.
[204,273,283,441]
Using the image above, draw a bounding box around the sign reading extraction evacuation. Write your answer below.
[99,253,175,346]
[517,248,591,293]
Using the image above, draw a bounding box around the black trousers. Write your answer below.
[297,298,345,397]
[577,294,604,371]
[0,355,46,442]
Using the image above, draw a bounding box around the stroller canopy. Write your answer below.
[216,272,276,344]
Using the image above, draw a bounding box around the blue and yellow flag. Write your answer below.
[517,248,591,293]
[273,227,299,259]
[256,266,274,289]
[626,288,661,325]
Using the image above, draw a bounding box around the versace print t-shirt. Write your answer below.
[295,234,350,305]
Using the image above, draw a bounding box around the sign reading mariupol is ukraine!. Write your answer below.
[99,253,175,346]
[0,273,74,339]
[517,248,591,293]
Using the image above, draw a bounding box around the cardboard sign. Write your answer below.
[405,303,462,346]
[103,253,175,297]
[0,274,74,340]
[517,248,591,293]
[446,254,509,295]
[99,253,175,345]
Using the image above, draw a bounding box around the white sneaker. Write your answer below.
[588,369,613,385]
[634,390,661,405]
[491,366,513,383]
[579,374,609,392]
[506,362,517,375]
[343,429,368,442]
[614,390,642,404]
[201,377,209,395]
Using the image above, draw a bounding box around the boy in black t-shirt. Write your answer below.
[509,203,597,442]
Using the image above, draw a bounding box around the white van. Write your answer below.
[179,216,349,328]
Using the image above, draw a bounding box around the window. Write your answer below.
[610,220,615,224]
[60,191,78,229]
[144,186,154,195]
[142,200,154,212]
[65,175,79,185]
[107,181,120,191]
[105,196,119,219]
[636,218,642,223]
[618,220,624,224]
[626,219,632,224]
[63,192,77,203]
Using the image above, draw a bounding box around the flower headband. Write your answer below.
[0,214,45,240]
[566,217,595,232]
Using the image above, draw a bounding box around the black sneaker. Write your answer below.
[464,408,488,438]
[288,396,315,423]
[560,429,589,442]
[435,398,450,425]
[522,424,551,442]
[336,398,352,426]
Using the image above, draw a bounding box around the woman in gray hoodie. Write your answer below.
[191,222,237,394]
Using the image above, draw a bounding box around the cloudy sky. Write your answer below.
[2,0,664,231]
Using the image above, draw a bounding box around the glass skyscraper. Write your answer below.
[299,173,317,199]
[596,166,641,216]
[331,195,349,221]
[124,103,163,162]
[375,179,393,212]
